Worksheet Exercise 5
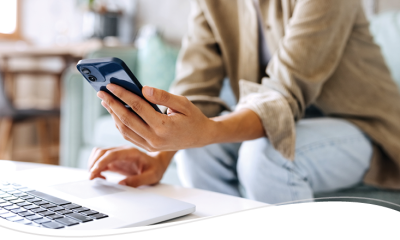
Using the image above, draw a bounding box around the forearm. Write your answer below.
[209,108,265,144]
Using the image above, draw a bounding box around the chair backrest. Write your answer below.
[370,11,400,88]
[0,73,15,117]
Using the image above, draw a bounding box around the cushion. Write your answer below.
[370,11,400,87]
[136,34,179,91]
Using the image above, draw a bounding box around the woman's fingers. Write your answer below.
[87,147,114,171]
[98,91,151,139]
[108,107,149,149]
[142,86,191,114]
[108,160,143,176]
[89,148,140,180]
[105,84,166,127]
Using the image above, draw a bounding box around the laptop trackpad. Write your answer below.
[51,179,125,199]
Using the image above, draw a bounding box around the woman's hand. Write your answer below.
[97,84,216,152]
[88,146,174,187]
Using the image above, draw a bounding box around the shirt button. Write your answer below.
[265,24,271,30]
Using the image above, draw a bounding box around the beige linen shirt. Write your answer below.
[170,0,400,189]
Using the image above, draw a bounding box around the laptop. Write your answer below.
[0,167,195,230]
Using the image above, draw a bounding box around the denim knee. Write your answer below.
[237,138,312,203]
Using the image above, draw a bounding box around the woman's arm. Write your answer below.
[97,84,264,152]
[89,86,264,184]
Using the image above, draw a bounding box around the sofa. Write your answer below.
[61,12,400,205]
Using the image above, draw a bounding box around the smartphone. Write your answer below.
[76,57,162,114]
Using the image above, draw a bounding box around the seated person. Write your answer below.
[88,0,400,204]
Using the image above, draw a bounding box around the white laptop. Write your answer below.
[0,167,195,230]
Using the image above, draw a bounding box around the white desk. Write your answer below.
[0,160,267,223]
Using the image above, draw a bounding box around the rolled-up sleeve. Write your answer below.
[236,0,359,160]
[170,0,228,117]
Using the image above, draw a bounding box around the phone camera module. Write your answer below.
[88,75,97,82]
[81,68,91,74]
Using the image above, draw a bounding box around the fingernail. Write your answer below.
[144,86,153,96]
[107,84,116,92]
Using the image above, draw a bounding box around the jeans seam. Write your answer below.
[295,135,368,155]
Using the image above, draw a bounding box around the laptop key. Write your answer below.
[42,221,64,229]
[56,210,73,215]
[35,201,50,206]
[16,219,32,225]
[3,196,18,201]
[48,206,64,212]
[4,205,19,210]
[19,188,34,192]
[27,191,70,205]
[46,214,63,220]
[0,199,6,204]
[26,198,42,203]
[31,208,46,213]
[34,218,51,224]
[8,216,24,222]
[42,203,57,209]
[66,213,93,223]
[16,202,31,207]
[0,202,12,207]
[0,209,9,215]
[11,208,27,214]
[55,217,79,226]
[2,188,15,192]
[26,214,43,221]
[7,190,20,194]
[90,213,108,220]
[18,211,35,217]
[0,212,17,219]
[10,199,25,204]
[31,223,42,227]
[23,205,39,210]
[13,193,28,197]
[62,204,81,210]
[73,207,90,213]
[80,210,98,216]
[38,211,55,216]
[20,195,34,200]
[0,193,10,198]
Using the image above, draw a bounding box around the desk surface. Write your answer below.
[0,160,267,223]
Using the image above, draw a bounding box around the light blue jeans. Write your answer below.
[175,118,373,204]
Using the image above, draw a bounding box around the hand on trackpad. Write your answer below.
[51,179,125,199]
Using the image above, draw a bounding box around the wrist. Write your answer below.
[149,151,176,171]
[207,108,265,144]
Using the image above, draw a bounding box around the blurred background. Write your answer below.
[0,0,399,185]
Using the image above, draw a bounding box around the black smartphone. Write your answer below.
[76,57,162,113]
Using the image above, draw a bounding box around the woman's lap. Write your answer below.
[175,118,373,204]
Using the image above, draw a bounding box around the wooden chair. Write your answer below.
[0,54,69,164]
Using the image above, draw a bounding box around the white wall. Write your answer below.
[21,0,84,46]
[20,0,136,46]
[134,0,190,46]
[17,0,400,47]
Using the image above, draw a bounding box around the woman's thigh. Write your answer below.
[237,117,373,200]
[292,118,373,193]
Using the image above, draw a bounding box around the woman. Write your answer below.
[88,0,400,204]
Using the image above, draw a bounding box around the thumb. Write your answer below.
[142,86,189,113]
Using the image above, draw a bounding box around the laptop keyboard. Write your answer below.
[0,182,108,229]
